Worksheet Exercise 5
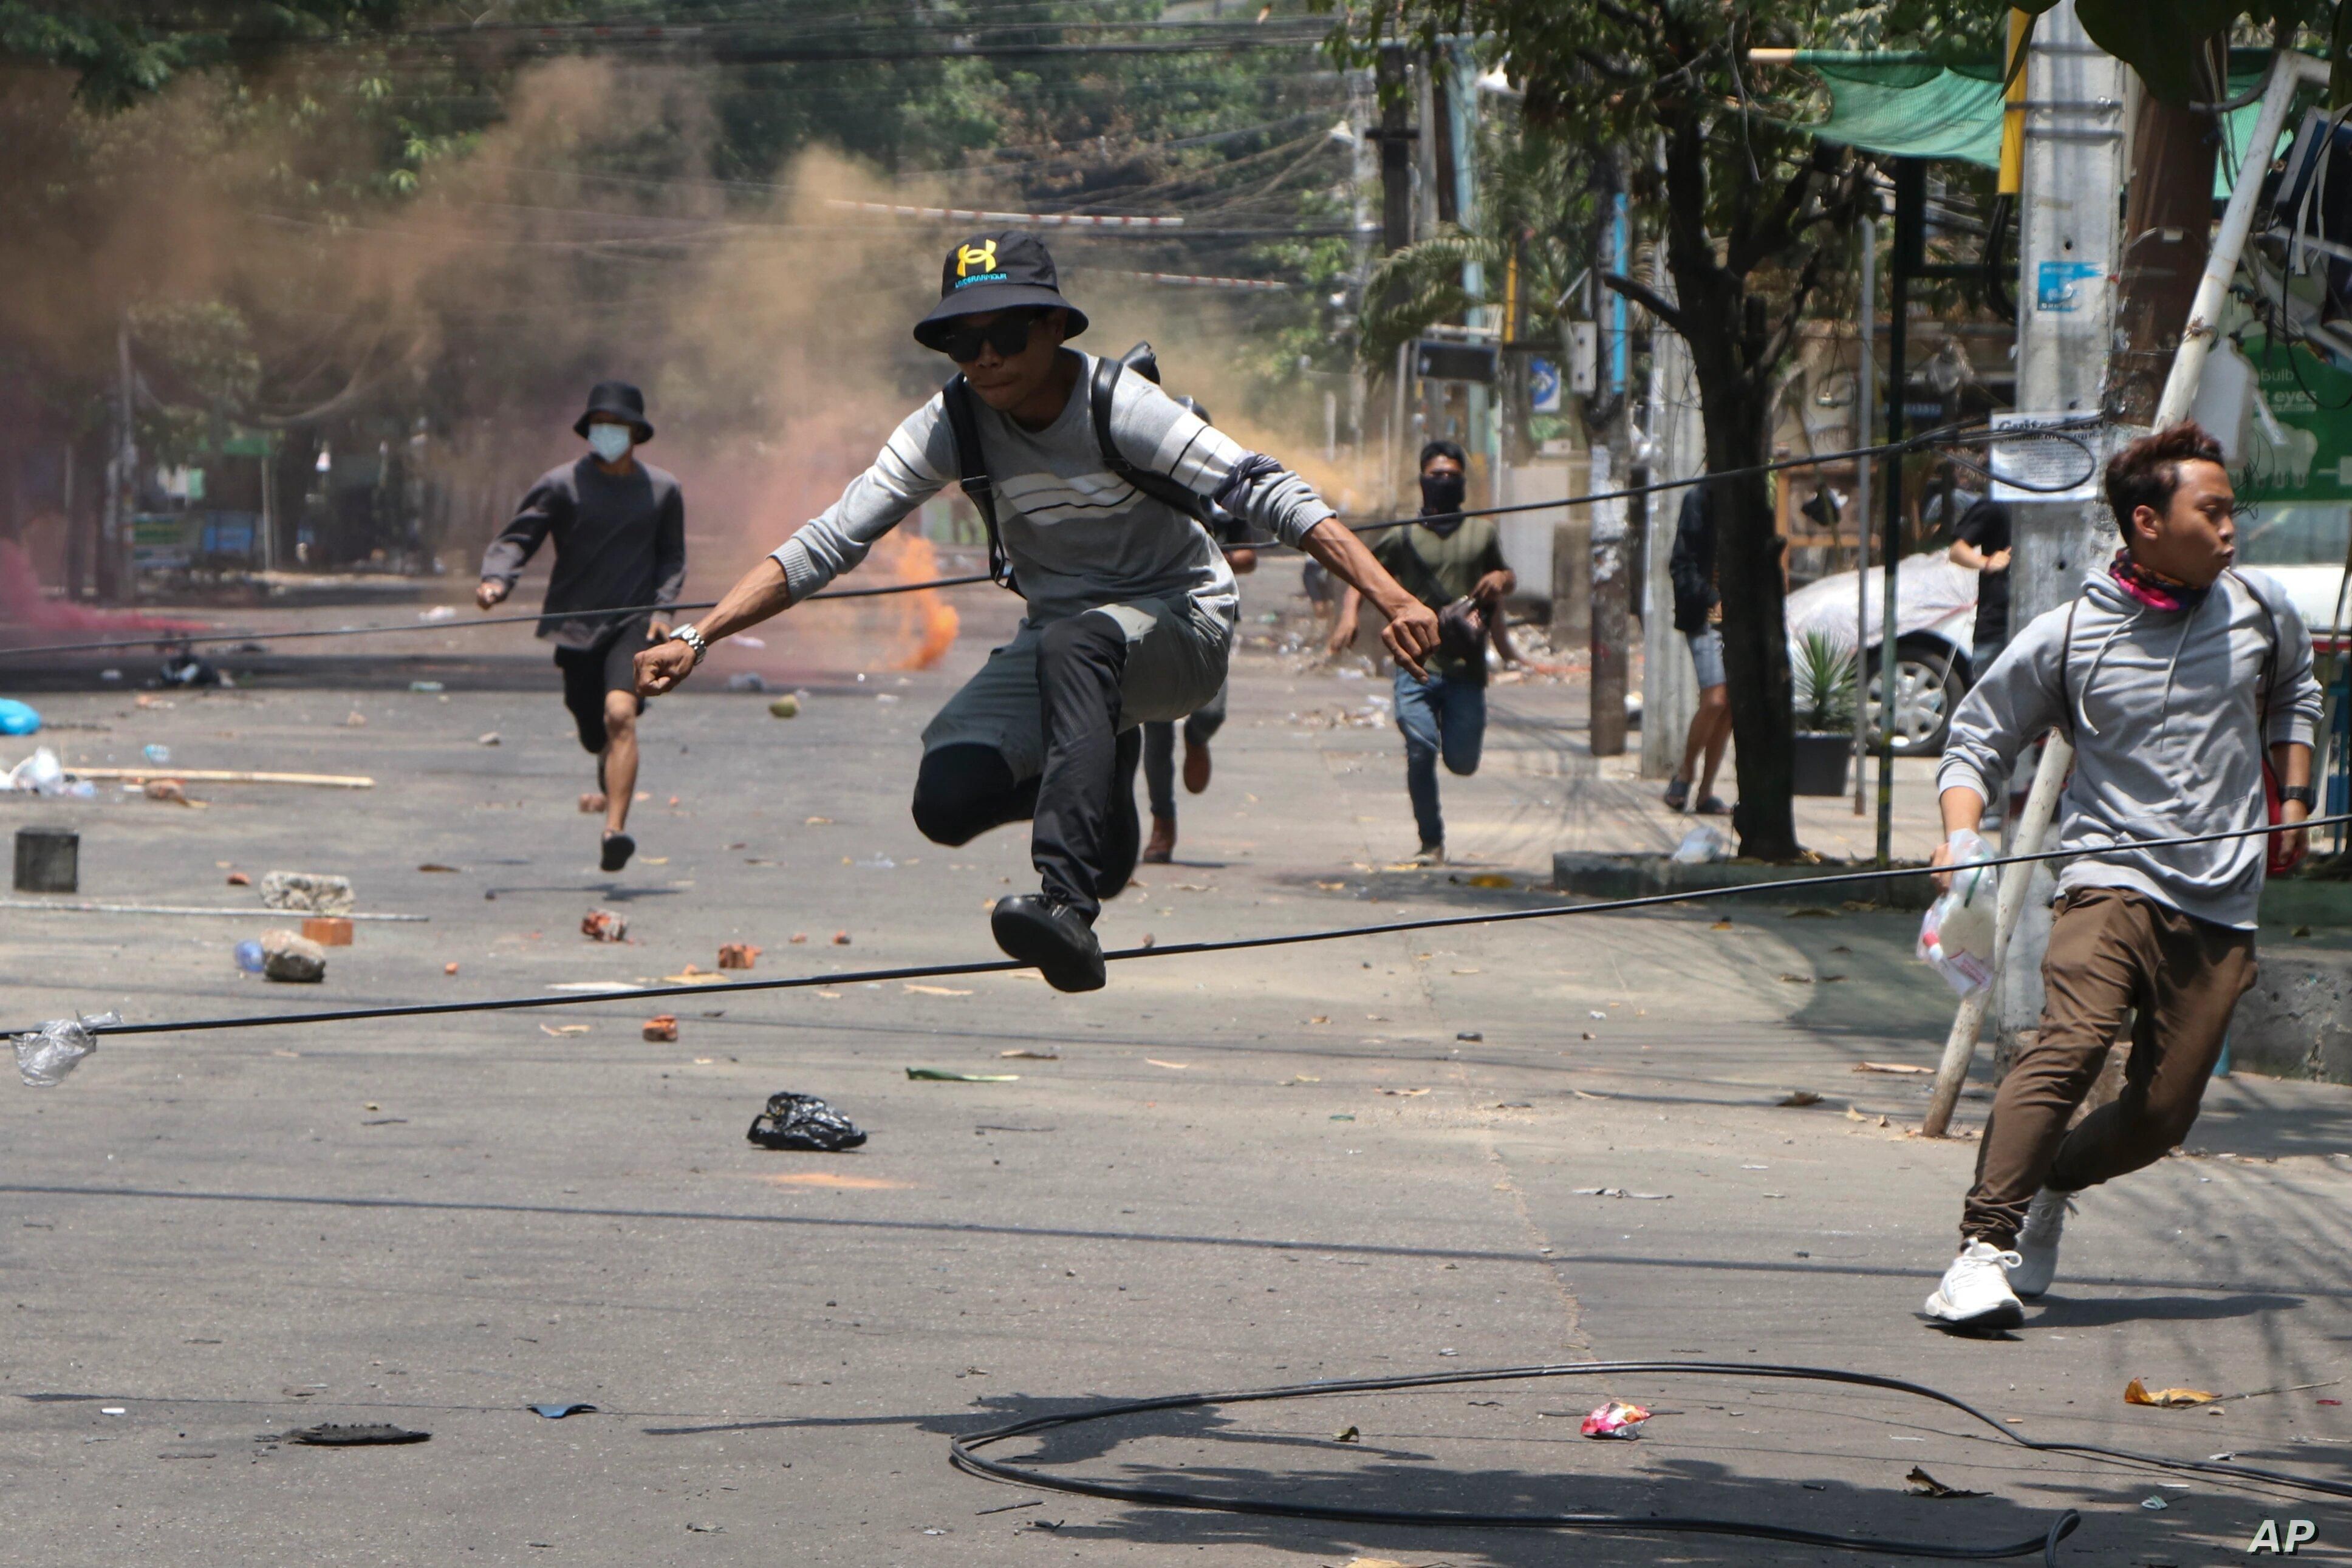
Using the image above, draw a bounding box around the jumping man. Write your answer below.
[1921,424,2317,1332]
[636,231,1437,990]
[480,381,685,873]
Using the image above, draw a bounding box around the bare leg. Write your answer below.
[601,691,640,837]
[1695,691,1732,800]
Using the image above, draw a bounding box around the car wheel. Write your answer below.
[1864,639,1963,756]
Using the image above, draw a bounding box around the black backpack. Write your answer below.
[940,341,1214,592]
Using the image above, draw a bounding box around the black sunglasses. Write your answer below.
[937,311,1041,363]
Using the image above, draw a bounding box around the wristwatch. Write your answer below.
[2280,784,2317,810]
[669,623,709,666]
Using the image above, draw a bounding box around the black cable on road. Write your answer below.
[951,1357,2352,1560]
[0,573,994,662]
[27,810,2344,1042]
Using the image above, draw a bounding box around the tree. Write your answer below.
[1331,1,2000,859]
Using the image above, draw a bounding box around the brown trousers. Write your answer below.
[1962,885,2257,1246]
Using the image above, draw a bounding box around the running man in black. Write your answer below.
[479,381,686,873]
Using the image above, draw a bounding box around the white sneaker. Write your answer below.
[1923,1239,2025,1331]
[2010,1189,2075,1299]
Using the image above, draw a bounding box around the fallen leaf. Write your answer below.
[1778,973,1814,984]
[1308,1015,1330,1025]
[417,863,461,873]
[1905,1465,1987,1499]
[539,1023,592,1037]
[1463,873,1513,888]
[906,1068,1019,1082]
[2126,1378,2219,1408]
[1785,907,1838,919]
[1710,918,1733,930]
[904,983,974,997]
[1000,1049,1059,1060]
[1332,1425,1360,1443]
[1778,1091,1824,1107]
[661,970,729,986]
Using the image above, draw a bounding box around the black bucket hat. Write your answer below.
[912,231,1089,350]
[573,381,652,443]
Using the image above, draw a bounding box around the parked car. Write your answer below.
[1783,551,1978,756]
[2234,502,2351,653]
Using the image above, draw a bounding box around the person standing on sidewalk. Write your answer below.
[1663,482,1731,815]
[1328,440,1514,865]
[635,231,1437,991]
[1921,424,2317,1332]
[479,381,685,874]
[1949,495,2014,683]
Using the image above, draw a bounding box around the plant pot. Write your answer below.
[1791,732,1854,797]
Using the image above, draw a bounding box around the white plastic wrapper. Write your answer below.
[13,1012,117,1088]
[1670,823,1731,864]
[1917,830,1997,997]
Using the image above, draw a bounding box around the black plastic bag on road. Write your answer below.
[747,1091,867,1151]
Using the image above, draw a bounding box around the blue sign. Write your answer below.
[1528,356,1561,414]
[2036,261,2102,313]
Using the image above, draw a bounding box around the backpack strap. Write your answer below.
[941,375,1016,593]
[1089,355,1214,522]
[2057,594,2083,745]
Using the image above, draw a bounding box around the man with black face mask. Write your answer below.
[1328,440,1514,864]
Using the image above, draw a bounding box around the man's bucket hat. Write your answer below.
[912,231,1089,350]
[573,381,652,443]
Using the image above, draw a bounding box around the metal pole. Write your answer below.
[1876,162,1920,866]
[1853,216,1876,816]
[1920,47,2311,1137]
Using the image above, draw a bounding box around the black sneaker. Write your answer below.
[991,893,1106,992]
[600,832,635,873]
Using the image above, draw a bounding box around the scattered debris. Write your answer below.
[1777,1091,1824,1108]
[1574,1187,1670,1200]
[143,777,200,806]
[225,871,251,886]
[1854,1062,1932,1075]
[1673,824,1730,864]
[1463,873,1512,888]
[1332,1425,1360,1443]
[1455,1030,1483,1041]
[234,939,265,973]
[417,864,460,874]
[1000,1049,1059,1060]
[477,732,501,746]
[1786,907,1838,919]
[2126,1379,2218,1408]
[747,1091,867,1151]
[302,917,354,947]
[259,929,327,983]
[579,792,605,814]
[717,942,760,970]
[2140,1496,2168,1511]
[642,1015,679,1043]
[580,908,627,943]
[1845,1106,1893,1127]
[528,1402,598,1419]
[1904,1466,1987,1499]
[832,931,852,945]
[260,871,356,916]
[725,672,768,693]
[539,1024,590,1038]
[443,962,460,975]
[1580,1400,1652,1439]
[12,1012,114,1088]
[274,1423,429,1447]
[662,966,726,985]
[906,1068,1018,1082]
[904,983,971,996]
[1146,1058,1189,1070]
[408,681,444,694]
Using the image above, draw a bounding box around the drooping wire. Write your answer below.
[22,808,2341,1043]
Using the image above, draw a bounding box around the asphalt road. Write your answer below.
[4,610,2349,1567]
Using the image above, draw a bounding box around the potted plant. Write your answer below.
[1791,629,1859,796]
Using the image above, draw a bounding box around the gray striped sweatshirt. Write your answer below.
[771,352,1333,623]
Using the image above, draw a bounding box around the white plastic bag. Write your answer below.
[1918,830,1997,996]
[13,1012,117,1088]
[1671,823,1730,864]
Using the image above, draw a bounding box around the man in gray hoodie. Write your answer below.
[1921,423,2319,1332]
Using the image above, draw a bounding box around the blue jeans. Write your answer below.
[1393,668,1486,847]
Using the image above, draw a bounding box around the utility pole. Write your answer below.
[108,317,136,603]
[1875,161,1920,867]
[1851,213,1876,817]
[1376,43,1414,505]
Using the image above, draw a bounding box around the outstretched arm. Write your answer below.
[635,556,791,697]
[1301,519,1438,678]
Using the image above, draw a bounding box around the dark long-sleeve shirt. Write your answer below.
[482,457,686,650]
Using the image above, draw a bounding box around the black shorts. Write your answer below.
[554,619,649,754]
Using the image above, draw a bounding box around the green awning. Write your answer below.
[1796,54,2292,196]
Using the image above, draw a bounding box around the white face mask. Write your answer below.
[587,423,633,463]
